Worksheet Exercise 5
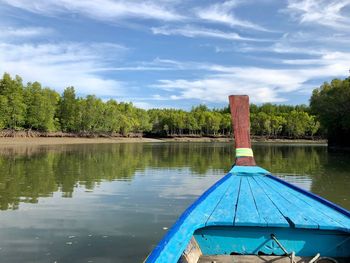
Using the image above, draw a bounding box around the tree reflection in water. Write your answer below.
[0,142,349,210]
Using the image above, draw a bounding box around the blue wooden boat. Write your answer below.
[145,95,350,263]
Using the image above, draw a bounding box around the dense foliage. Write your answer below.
[149,104,319,138]
[0,72,320,138]
[310,78,350,147]
[250,104,319,138]
[0,73,151,134]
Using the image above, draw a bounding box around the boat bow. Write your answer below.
[145,95,350,263]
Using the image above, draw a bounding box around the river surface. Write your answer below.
[0,142,349,262]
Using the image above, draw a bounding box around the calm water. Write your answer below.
[0,142,349,262]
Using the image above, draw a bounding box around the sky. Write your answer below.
[0,0,350,109]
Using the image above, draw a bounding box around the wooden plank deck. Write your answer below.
[248,176,289,227]
[205,167,350,231]
[205,176,241,226]
[265,175,350,230]
[253,175,320,229]
[257,176,347,230]
[234,176,267,226]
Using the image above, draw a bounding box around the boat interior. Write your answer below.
[179,226,350,263]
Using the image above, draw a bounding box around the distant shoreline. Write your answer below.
[0,137,162,147]
[0,136,327,147]
[164,137,327,145]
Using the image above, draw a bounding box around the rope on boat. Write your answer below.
[291,251,295,263]
[235,148,253,157]
[308,253,320,263]
[271,234,289,255]
[317,257,338,263]
[270,234,337,263]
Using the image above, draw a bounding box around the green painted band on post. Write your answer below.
[236,148,253,157]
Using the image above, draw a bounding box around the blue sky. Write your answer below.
[1,0,349,109]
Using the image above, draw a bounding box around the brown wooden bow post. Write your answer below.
[229,95,256,166]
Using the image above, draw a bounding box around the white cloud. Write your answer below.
[92,66,172,72]
[1,0,349,107]
[0,42,127,96]
[127,98,174,109]
[280,51,350,65]
[0,26,53,39]
[286,0,350,29]
[151,25,266,41]
[237,43,325,56]
[155,77,284,103]
[132,101,172,110]
[150,53,349,103]
[195,0,269,31]
[91,58,194,72]
[0,0,183,21]
[132,101,154,109]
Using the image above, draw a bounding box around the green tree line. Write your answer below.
[0,72,320,138]
[0,73,151,134]
[310,77,350,148]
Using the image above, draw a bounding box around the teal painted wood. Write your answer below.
[262,176,349,231]
[146,165,350,262]
[265,176,350,232]
[247,176,289,227]
[229,165,270,175]
[253,175,320,229]
[206,176,241,226]
[234,176,267,226]
[195,226,350,257]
